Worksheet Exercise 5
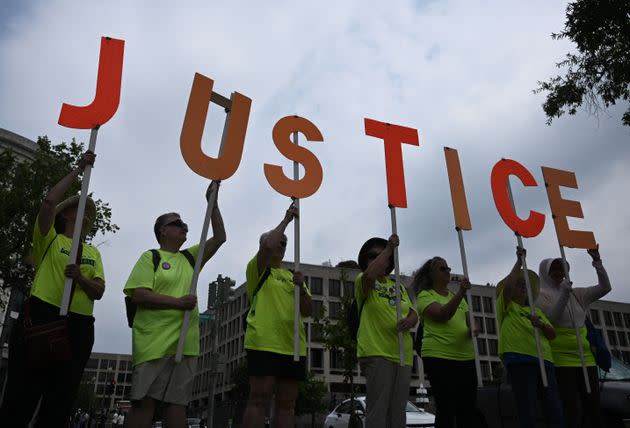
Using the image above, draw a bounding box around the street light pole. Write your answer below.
[207,278,219,428]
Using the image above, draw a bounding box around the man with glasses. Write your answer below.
[124,181,226,428]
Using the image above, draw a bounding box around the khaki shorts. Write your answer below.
[130,356,197,405]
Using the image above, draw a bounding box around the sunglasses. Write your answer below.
[280,241,287,248]
[439,266,451,273]
[165,219,188,229]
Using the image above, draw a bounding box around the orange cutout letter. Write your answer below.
[541,166,596,249]
[58,37,125,129]
[491,159,545,238]
[180,73,252,180]
[264,116,324,198]
[444,147,472,230]
[364,118,419,208]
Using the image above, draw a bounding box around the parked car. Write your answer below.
[476,356,630,428]
[186,417,204,428]
[323,396,435,428]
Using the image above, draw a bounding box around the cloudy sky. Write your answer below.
[1,0,628,354]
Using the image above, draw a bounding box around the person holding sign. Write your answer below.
[413,257,478,428]
[497,247,563,428]
[0,151,106,427]
[123,183,225,428]
[355,235,417,428]
[242,203,312,428]
[537,246,611,428]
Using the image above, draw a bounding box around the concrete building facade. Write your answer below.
[81,352,134,412]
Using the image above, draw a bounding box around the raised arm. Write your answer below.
[201,181,227,266]
[257,203,297,274]
[38,151,95,235]
[423,278,471,323]
[498,247,525,305]
[362,234,398,295]
[575,245,611,307]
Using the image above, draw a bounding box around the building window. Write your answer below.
[491,361,504,380]
[312,324,323,341]
[310,277,323,295]
[86,359,98,369]
[97,385,104,395]
[624,313,630,329]
[312,300,324,318]
[475,316,485,334]
[482,297,494,314]
[488,339,499,356]
[344,281,355,298]
[614,312,623,327]
[311,349,323,368]
[472,296,482,312]
[485,318,497,335]
[477,338,487,355]
[329,279,341,297]
[619,331,628,347]
[329,302,342,320]
[622,351,630,365]
[117,373,125,383]
[604,311,613,327]
[330,350,343,370]
[98,372,106,382]
[608,330,618,346]
[591,309,601,325]
[480,361,491,381]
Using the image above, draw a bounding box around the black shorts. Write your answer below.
[246,349,306,381]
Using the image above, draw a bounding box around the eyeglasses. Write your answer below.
[165,219,188,229]
[439,266,451,273]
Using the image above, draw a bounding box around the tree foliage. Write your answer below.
[0,136,119,295]
[295,371,328,418]
[318,266,361,399]
[536,0,630,126]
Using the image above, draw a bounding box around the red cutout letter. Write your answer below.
[491,159,545,238]
[58,37,125,129]
[264,116,324,199]
[180,73,252,180]
[364,118,419,208]
[444,147,472,230]
[541,166,596,249]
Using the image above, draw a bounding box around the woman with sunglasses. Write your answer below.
[355,235,418,428]
[124,181,226,428]
[537,245,611,428]
[497,247,563,428]
[413,257,478,428]
[0,151,105,427]
[242,202,313,428]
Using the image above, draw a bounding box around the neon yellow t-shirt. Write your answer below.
[31,217,105,316]
[551,326,596,367]
[124,247,200,365]
[417,289,474,360]
[244,255,310,356]
[355,273,415,366]
[497,291,554,363]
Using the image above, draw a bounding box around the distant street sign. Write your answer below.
[199,313,215,322]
